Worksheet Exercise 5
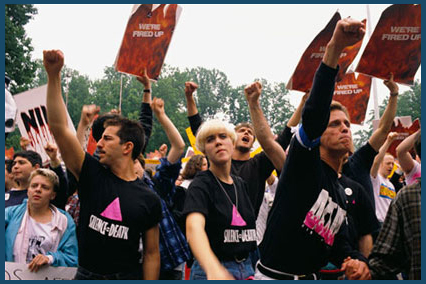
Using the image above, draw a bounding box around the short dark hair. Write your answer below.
[5,159,14,173]
[104,117,145,160]
[92,113,121,142]
[13,150,42,167]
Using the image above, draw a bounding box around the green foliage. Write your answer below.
[5,4,38,93]
[5,60,298,156]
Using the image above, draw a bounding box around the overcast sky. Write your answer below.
[25,4,421,130]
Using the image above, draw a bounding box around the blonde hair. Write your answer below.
[29,168,59,192]
[195,119,236,154]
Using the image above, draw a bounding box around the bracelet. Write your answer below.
[390,92,398,97]
[143,89,151,93]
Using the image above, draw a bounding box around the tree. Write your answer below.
[5,4,38,93]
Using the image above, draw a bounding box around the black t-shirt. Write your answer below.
[338,174,380,250]
[188,113,275,217]
[183,170,257,260]
[5,190,28,208]
[77,153,162,274]
[342,143,377,209]
[231,154,274,217]
[259,63,366,276]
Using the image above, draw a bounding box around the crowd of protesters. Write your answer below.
[5,17,421,280]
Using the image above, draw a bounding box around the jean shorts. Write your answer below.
[190,258,254,280]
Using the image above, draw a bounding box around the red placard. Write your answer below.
[387,118,420,158]
[333,72,372,125]
[115,4,182,80]
[355,4,421,85]
[287,12,365,92]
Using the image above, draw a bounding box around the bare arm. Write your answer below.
[358,234,373,258]
[137,68,152,104]
[142,225,160,280]
[76,105,100,149]
[185,82,199,117]
[245,82,286,171]
[151,98,185,164]
[287,91,309,127]
[396,129,420,174]
[369,74,399,151]
[186,213,234,280]
[44,50,85,179]
[370,132,398,178]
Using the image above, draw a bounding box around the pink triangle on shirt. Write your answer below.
[100,197,122,222]
[231,205,247,226]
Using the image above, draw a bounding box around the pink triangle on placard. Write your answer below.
[231,205,247,226]
[100,197,122,222]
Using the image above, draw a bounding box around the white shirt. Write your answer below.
[371,174,396,222]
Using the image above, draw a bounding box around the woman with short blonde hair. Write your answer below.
[183,119,256,280]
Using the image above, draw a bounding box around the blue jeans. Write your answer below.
[190,258,254,280]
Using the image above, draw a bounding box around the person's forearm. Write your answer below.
[369,95,398,151]
[188,229,224,278]
[322,41,345,69]
[46,74,68,133]
[371,139,393,177]
[397,130,419,155]
[142,251,160,280]
[302,63,338,140]
[377,95,398,132]
[358,234,373,258]
[396,130,419,173]
[76,120,91,149]
[186,95,198,117]
[248,101,285,170]
[156,114,185,164]
[143,91,152,104]
[287,97,306,127]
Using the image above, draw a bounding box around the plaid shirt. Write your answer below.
[143,158,191,271]
[369,179,421,280]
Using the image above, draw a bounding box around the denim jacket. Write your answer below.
[5,199,78,267]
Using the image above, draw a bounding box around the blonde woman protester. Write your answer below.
[5,168,78,271]
[183,120,257,280]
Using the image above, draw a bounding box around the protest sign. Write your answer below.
[115,4,182,80]
[333,72,372,125]
[387,118,420,158]
[372,117,420,158]
[5,262,77,280]
[355,4,421,85]
[13,85,76,165]
[287,12,365,92]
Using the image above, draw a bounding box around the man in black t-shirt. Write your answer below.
[43,50,162,280]
[256,18,371,280]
